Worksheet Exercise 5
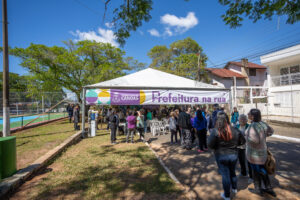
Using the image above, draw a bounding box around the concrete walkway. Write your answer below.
[145,132,300,200]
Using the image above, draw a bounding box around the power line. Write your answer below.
[207,41,300,68]
[73,0,101,16]
[211,26,300,66]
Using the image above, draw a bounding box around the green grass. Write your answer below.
[0,113,67,130]
[20,131,184,200]
[15,119,76,169]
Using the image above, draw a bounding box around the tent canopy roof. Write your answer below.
[86,68,225,90]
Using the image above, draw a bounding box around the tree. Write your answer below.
[147,37,210,82]
[147,45,172,69]
[106,0,153,46]
[0,72,27,92]
[103,0,299,45]
[219,0,300,28]
[4,40,145,101]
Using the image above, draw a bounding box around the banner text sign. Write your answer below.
[86,89,229,105]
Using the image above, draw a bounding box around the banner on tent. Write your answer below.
[85,89,229,105]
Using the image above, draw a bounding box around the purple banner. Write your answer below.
[110,89,140,105]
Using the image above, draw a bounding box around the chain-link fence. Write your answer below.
[0,92,79,131]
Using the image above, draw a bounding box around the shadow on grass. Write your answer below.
[29,138,183,200]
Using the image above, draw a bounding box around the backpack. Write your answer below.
[265,149,276,175]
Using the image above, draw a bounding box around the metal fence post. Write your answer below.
[21,116,23,127]
[48,112,50,121]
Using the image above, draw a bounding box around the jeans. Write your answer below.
[126,128,135,143]
[216,153,238,198]
[196,129,207,150]
[170,129,178,143]
[144,121,147,133]
[110,126,117,143]
[238,149,247,176]
[250,163,272,190]
[137,128,144,141]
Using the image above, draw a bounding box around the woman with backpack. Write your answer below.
[246,109,276,197]
[208,112,245,200]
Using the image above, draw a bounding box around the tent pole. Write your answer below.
[81,88,86,138]
[229,87,233,114]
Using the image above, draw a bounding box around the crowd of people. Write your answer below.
[94,104,276,199]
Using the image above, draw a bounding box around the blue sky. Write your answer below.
[1,0,300,75]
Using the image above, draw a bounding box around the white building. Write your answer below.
[260,44,300,117]
[206,60,268,89]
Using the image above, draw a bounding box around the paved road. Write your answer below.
[269,122,300,139]
[145,125,300,200]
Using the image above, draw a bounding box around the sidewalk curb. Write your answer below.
[145,142,193,199]
[0,129,83,199]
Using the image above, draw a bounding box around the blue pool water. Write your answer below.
[0,114,48,124]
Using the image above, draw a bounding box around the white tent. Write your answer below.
[87,68,222,89]
[81,68,230,136]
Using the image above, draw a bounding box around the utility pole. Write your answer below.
[197,50,201,81]
[2,0,10,137]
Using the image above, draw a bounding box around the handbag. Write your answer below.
[265,148,276,175]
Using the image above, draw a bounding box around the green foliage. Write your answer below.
[0,72,27,92]
[6,40,144,101]
[219,0,300,28]
[148,37,210,82]
[110,0,153,46]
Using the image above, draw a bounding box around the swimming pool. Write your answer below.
[0,114,48,124]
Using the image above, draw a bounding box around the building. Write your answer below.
[206,59,268,89]
[260,44,300,117]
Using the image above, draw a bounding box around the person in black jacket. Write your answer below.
[109,109,119,144]
[177,107,192,150]
[208,111,245,200]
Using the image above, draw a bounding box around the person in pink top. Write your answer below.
[126,111,137,143]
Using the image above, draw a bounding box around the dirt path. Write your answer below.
[145,132,300,200]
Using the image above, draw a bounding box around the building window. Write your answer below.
[280,65,300,85]
[280,65,299,75]
[249,68,256,76]
[290,65,300,74]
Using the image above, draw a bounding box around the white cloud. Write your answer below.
[71,28,118,47]
[105,22,114,28]
[160,12,198,34]
[148,28,161,37]
[163,27,173,37]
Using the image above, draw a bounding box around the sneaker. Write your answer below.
[232,189,237,194]
[220,192,230,200]
[197,149,204,153]
[248,178,253,184]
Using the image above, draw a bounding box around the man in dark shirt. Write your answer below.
[177,107,192,150]
[210,104,221,129]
